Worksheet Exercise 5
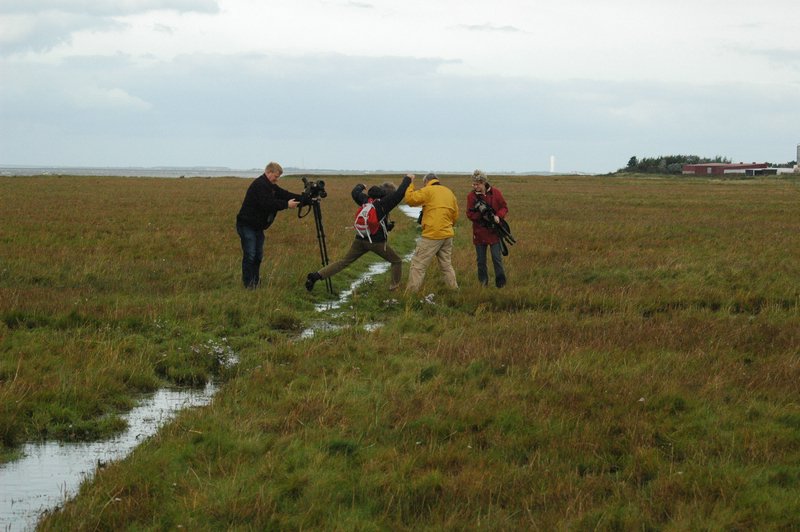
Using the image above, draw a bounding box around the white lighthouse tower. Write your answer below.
[795,144,799,173]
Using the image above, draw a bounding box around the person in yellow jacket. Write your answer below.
[404,172,459,292]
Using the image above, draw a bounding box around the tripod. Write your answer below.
[300,200,334,294]
[492,218,517,256]
[475,203,517,256]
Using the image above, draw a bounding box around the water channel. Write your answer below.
[0,205,422,531]
[299,204,421,338]
[0,383,217,532]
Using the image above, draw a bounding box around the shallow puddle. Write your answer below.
[0,383,216,532]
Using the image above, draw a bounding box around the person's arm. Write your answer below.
[379,176,412,213]
[466,192,481,223]
[272,184,304,209]
[254,184,291,211]
[352,184,368,205]
[404,184,428,207]
[493,189,508,219]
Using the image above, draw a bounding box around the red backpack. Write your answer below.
[354,199,385,242]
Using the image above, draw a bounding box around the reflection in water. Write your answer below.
[397,204,421,220]
[0,383,216,532]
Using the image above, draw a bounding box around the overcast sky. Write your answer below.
[1,0,798,173]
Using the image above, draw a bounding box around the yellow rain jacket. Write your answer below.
[404,178,459,240]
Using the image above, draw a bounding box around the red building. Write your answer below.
[682,162,769,176]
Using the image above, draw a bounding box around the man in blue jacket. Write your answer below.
[236,162,302,289]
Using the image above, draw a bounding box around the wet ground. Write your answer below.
[0,205,423,531]
[0,384,216,532]
[299,205,421,338]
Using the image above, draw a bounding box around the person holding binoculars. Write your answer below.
[466,169,509,288]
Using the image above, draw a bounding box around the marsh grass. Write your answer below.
[2,174,799,529]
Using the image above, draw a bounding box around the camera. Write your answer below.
[474,198,492,215]
[472,198,499,228]
[300,177,327,204]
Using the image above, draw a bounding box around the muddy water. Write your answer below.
[0,383,216,532]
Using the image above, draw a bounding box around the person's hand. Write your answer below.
[493,215,500,224]
[288,199,300,209]
[406,173,415,182]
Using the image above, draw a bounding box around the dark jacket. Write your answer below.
[236,174,303,231]
[351,176,411,243]
[466,185,508,245]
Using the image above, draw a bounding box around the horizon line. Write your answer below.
[0,164,584,176]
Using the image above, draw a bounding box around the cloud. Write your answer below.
[1,51,797,170]
[67,86,153,111]
[319,0,374,8]
[1,1,797,171]
[457,23,526,34]
[0,12,125,53]
[735,46,800,72]
[153,23,175,34]
[342,1,374,8]
[0,0,219,54]
[0,0,219,16]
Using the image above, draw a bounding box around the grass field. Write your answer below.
[1,173,799,529]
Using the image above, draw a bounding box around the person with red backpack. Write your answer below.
[305,175,413,292]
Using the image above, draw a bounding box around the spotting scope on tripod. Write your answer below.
[298,177,334,294]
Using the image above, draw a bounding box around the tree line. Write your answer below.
[619,155,730,174]
[618,155,797,175]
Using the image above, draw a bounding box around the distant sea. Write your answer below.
[0,166,559,178]
[0,165,313,178]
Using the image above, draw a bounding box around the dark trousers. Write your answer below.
[476,242,506,287]
[237,222,264,289]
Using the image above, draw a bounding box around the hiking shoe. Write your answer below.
[305,272,320,292]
